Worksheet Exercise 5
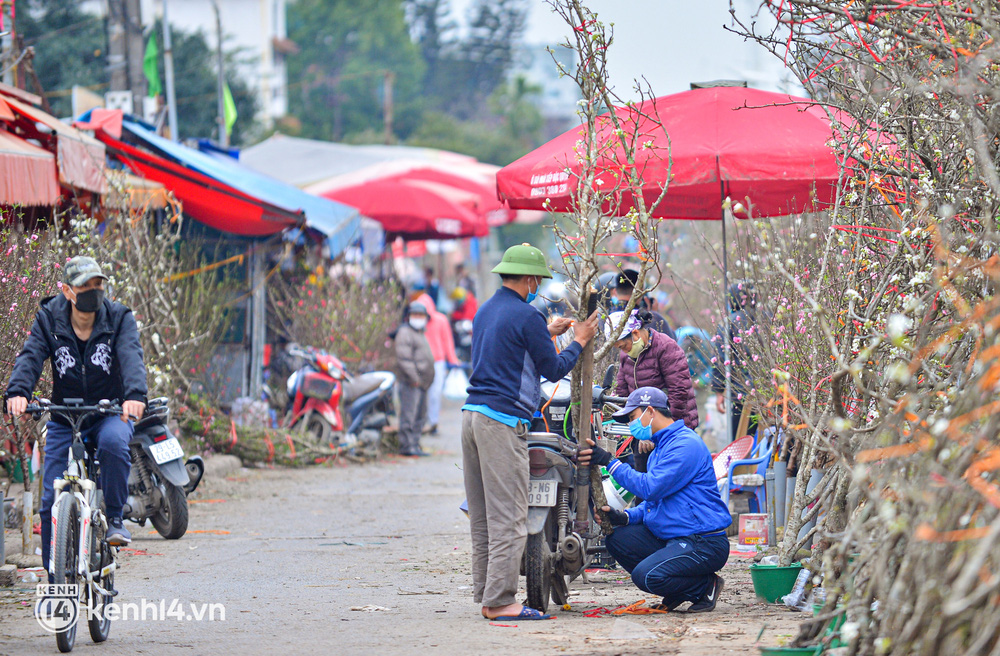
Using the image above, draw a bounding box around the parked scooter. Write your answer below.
[122,397,204,539]
[282,346,396,447]
[522,368,626,613]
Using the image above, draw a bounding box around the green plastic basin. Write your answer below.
[749,562,803,603]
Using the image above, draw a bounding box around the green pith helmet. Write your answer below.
[491,243,553,278]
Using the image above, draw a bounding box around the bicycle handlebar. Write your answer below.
[24,399,125,422]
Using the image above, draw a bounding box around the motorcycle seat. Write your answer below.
[342,374,385,404]
[134,415,166,432]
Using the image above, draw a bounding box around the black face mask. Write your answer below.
[72,288,104,313]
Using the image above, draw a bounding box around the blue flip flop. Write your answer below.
[489,606,553,621]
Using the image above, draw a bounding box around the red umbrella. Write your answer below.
[497,85,858,444]
[497,86,845,220]
[384,167,517,227]
[309,160,522,227]
[321,178,487,240]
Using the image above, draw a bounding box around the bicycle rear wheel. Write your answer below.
[53,495,81,653]
[88,494,113,643]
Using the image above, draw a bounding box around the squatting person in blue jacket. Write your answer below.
[461,243,599,622]
[579,386,731,613]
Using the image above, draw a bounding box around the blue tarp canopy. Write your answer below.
[118,117,365,258]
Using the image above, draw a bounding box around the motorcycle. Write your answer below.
[282,346,396,448]
[521,368,627,613]
[122,397,204,539]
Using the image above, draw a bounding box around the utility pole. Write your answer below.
[107,0,128,93]
[248,250,265,401]
[212,1,227,148]
[162,0,179,141]
[1,1,14,87]
[382,71,394,145]
[124,0,146,110]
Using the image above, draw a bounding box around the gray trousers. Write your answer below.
[398,383,427,452]
[461,410,529,607]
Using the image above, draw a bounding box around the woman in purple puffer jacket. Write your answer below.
[609,310,699,429]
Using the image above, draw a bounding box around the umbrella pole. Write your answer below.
[720,180,733,445]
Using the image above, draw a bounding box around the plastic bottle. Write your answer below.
[781,568,812,610]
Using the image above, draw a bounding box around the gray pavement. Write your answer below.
[0,399,796,655]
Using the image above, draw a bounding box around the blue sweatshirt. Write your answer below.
[464,286,583,420]
[608,421,732,539]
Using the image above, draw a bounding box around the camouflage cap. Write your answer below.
[63,256,108,287]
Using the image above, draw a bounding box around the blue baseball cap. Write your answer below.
[612,386,669,423]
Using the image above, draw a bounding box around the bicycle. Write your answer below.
[27,398,128,653]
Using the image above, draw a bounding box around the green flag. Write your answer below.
[143,35,162,98]
[223,82,237,135]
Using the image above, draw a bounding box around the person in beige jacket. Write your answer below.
[395,302,436,456]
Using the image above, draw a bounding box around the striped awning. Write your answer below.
[0,129,59,206]
[4,95,107,194]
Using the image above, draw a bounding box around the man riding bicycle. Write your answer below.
[5,256,147,578]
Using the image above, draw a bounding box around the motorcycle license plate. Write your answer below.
[149,438,184,465]
[527,480,557,507]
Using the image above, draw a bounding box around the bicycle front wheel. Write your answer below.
[53,495,81,653]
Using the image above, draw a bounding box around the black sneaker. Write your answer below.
[105,517,132,546]
[687,575,724,613]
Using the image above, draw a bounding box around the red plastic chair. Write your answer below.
[712,435,754,481]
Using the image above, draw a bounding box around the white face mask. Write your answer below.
[409,317,428,331]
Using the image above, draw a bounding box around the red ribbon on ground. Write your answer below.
[612,599,668,615]
[262,431,275,463]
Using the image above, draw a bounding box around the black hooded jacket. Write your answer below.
[6,294,148,424]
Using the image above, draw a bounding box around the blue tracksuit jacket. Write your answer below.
[608,421,732,540]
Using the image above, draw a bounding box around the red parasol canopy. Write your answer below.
[307,160,520,228]
[383,167,516,227]
[321,178,488,240]
[497,86,845,220]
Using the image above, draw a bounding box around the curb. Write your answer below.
[0,563,15,586]
[202,454,242,480]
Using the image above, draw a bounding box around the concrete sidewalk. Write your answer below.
[0,398,798,655]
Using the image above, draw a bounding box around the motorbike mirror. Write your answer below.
[602,364,616,390]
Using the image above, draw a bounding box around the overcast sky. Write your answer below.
[456,0,803,98]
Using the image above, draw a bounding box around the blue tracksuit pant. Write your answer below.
[605,523,729,605]
[40,416,132,576]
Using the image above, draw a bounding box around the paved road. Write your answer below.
[1,400,797,655]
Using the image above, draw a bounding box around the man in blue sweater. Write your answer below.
[580,387,732,613]
[462,243,598,621]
